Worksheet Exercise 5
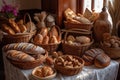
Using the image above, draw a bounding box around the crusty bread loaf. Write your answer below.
[8,19,21,33]
[1,24,15,35]
[94,53,110,68]
[3,43,45,54]
[82,48,111,67]
[6,50,35,62]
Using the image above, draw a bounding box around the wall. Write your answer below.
[0,0,41,10]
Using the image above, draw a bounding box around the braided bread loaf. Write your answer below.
[3,43,45,54]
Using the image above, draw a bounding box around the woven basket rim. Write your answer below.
[64,21,93,25]
[54,55,84,69]
[62,39,94,47]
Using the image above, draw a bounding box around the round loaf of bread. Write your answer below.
[94,53,111,68]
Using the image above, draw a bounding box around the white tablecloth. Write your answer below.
[3,51,119,80]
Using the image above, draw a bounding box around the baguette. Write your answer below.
[6,50,35,62]
[1,24,15,35]
[3,43,45,54]
[8,19,21,33]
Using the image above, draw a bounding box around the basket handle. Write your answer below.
[63,28,92,42]
[23,13,32,32]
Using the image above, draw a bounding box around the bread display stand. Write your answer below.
[3,50,119,80]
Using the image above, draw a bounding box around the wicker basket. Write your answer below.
[101,42,120,59]
[54,55,84,76]
[2,13,36,45]
[64,21,93,31]
[7,53,48,70]
[33,25,61,53]
[62,29,94,56]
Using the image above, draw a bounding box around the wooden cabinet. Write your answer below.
[41,0,84,28]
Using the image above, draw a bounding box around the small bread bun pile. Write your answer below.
[66,35,91,46]
[33,66,55,78]
[0,19,36,35]
[33,25,61,45]
[55,55,83,68]
[82,48,111,68]
[102,33,120,48]
[64,8,91,24]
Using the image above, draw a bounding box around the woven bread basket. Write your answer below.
[33,25,61,53]
[54,55,84,76]
[2,13,36,45]
[6,52,48,70]
[64,21,93,31]
[62,28,94,56]
[101,42,120,59]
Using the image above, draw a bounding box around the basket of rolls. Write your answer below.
[100,33,120,59]
[3,43,48,69]
[64,8,93,31]
[31,65,56,80]
[0,13,36,44]
[62,28,94,56]
[54,55,84,76]
[32,25,61,53]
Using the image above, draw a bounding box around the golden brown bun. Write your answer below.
[42,35,49,44]
[6,50,35,62]
[8,19,21,33]
[38,27,48,38]
[49,26,59,38]
[34,66,54,77]
[49,36,58,44]
[17,20,27,33]
[1,24,15,35]
[33,34,43,44]
[94,53,111,68]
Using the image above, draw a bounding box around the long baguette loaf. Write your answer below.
[3,43,45,54]
[6,50,35,62]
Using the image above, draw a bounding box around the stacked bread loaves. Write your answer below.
[33,25,61,45]
[3,43,47,69]
[64,8,91,24]
[1,19,36,35]
[82,48,111,68]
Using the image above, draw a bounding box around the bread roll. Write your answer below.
[18,24,27,33]
[42,35,49,44]
[38,27,48,38]
[8,19,21,33]
[1,24,15,35]
[7,50,35,62]
[34,34,43,44]
[3,43,45,54]
[94,53,110,68]
[49,26,59,38]
[49,36,58,44]
[76,36,91,44]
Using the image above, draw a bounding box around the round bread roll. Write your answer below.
[76,36,91,44]
[34,34,43,44]
[94,53,111,68]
